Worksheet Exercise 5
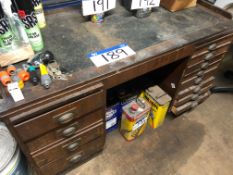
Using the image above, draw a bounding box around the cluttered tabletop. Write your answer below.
[1,1,233,115]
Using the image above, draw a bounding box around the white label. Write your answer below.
[106,117,117,129]
[7,83,24,102]
[171,83,176,89]
[82,0,117,16]
[132,116,148,131]
[131,0,160,10]
[87,43,136,67]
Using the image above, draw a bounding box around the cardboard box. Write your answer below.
[161,0,197,12]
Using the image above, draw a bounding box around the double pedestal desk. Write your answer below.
[0,1,233,174]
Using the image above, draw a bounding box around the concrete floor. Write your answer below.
[67,48,233,175]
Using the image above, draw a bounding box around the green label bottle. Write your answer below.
[16,0,44,52]
[31,0,46,28]
[0,4,16,50]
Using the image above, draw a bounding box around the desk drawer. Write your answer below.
[33,122,105,167]
[177,77,214,99]
[172,91,210,116]
[40,136,105,175]
[188,45,230,66]
[15,90,105,142]
[195,35,233,54]
[174,85,211,107]
[26,109,104,153]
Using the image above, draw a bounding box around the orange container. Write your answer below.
[18,69,30,81]
[6,65,16,76]
[0,71,11,86]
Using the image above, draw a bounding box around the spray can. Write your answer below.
[31,0,46,28]
[0,4,16,50]
[120,97,151,141]
[16,0,44,52]
[91,13,104,24]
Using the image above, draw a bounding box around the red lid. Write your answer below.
[131,103,139,112]
[18,10,26,18]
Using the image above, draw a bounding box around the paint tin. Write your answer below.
[106,102,122,132]
[144,86,172,129]
[91,13,104,24]
[120,97,151,141]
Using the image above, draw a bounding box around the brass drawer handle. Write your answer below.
[69,154,82,164]
[57,113,74,124]
[66,139,81,152]
[208,43,217,51]
[197,71,204,77]
[191,102,198,108]
[192,94,199,101]
[62,125,77,137]
[204,53,214,61]
[201,62,209,70]
[193,86,201,93]
[194,78,202,85]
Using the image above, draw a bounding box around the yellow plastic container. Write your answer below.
[144,86,172,129]
[120,97,151,141]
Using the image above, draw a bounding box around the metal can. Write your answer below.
[120,97,151,141]
[144,86,172,129]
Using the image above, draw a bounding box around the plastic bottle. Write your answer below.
[15,0,44,52]
[31,0,46,28]
[0,4,16,50]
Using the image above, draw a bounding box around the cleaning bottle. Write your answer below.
[31,0,46,28]
[15,0,44,52]
[0,4,16,50]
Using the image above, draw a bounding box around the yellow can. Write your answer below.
[144,86,172,129]
[120,97,151,141]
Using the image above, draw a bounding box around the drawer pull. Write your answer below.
[67,140,81,152]
[193,86,201,93]
[194,78,202,85]
[191,102,198,108]
[62,126,77,137]
[201,62,209,70]
[191,94,199,101]
[69,154,82,164]
[204,53,214,61]
[197,71,204,77]
[57,113,74,124]
[208,43,217,51]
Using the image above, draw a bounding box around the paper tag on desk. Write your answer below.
[82,0,116,16]
[7,82,24,102]
[131,0,160,10]
[87,43,136,67]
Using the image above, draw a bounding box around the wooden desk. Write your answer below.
[0,1,233,174]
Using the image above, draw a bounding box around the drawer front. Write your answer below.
[188,45,230,66]
[40,136,105,175]
[174,85,211,107]
[33,122,105,167]
[177,77,214,99]
[27,109,104,153]
[195,35,233,53]
[15,90,105,142]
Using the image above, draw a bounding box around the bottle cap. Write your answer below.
[131,103,139,112]
[15,0,34,15]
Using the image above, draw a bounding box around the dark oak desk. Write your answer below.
[0,1,233,175]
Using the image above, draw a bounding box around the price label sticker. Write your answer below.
[131,0,160,10]
[87,43,136,67]
[82,0,117,16]
[7,82,24,102]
